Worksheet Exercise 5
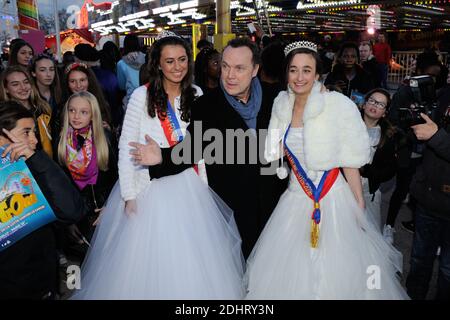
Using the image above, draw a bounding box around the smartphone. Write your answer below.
[247,23,257,33]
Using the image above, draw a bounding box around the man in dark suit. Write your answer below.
[134,37,287,258]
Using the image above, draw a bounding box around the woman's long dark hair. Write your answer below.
[8,40,34,67]
[146,36,195,122]
[362,88,396,148]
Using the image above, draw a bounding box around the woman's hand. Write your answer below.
[1,128,35,161]
[342,167,365,210]
[356,197,366,210]
[129,135,162,166]
[125,199,137,217]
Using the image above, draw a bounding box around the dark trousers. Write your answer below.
[386,157,422,227]
[406,205,450,300]
[378,63,389,89]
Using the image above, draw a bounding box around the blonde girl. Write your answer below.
[57,91,117,258]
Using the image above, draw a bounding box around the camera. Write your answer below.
[398,75,438,127]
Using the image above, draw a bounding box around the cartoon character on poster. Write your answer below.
[0,147,55,251]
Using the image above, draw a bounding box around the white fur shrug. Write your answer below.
[265,81,370,171]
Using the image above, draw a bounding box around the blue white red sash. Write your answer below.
[283,125,340,248]
[160,100,183,147]
[144,83,200,175]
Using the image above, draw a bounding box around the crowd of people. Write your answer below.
[0,30,448,300]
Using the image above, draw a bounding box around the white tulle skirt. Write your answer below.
[71,168,245,300]
[363,188,382,232]
[245,174,409,300]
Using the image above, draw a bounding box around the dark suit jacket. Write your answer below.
[149,85,287,258]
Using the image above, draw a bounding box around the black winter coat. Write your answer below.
[0,151,87,299]
[360,129,408,195]
[410,127,450,220]
[148,85,287,258]
[362,58,381,88]
[324,64,375,97]
[410,88,450,220]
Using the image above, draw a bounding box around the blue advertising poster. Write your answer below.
[0,148,56,251]
[350,90,365,108]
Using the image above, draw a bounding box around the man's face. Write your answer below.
[221,46,259,101]
[341,48,358,68]
[359,44,371,61]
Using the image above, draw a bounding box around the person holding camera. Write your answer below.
[384,50,445,238]
[405,95,450,300]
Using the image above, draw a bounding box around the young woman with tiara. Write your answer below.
[70,31,244,300]
[244,41,409,299]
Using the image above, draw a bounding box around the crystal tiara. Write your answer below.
[284,41,318,56]
[155,30,181,41]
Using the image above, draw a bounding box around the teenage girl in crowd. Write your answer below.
[359,88,407,241]
[0,66,53,157]
[8,40,34,68]
[30,53,63,113]
[61,63,113,132]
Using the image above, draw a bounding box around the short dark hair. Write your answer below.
[261,41,285,81]
[224,37,261,65]
[0,101,34,138]
[123,34,141,55]
[337,42,360,64]
[416,49,441,74]
[359,41,373,51]
[196,39,213,51]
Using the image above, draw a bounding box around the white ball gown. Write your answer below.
[245,127,409,299]
[362,126,382,232]
[71,168,245,299]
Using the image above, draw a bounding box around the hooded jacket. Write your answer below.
[117,51,146,109]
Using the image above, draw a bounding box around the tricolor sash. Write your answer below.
[159,100,183,147]
[283,125,339,248]
[158,98,199,175]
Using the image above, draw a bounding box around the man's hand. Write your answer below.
[1,128,35,161]
[411,113,438,141]
[92,207,104,226]
[129,135,162,166]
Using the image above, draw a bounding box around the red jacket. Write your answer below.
[373,42,392,65]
